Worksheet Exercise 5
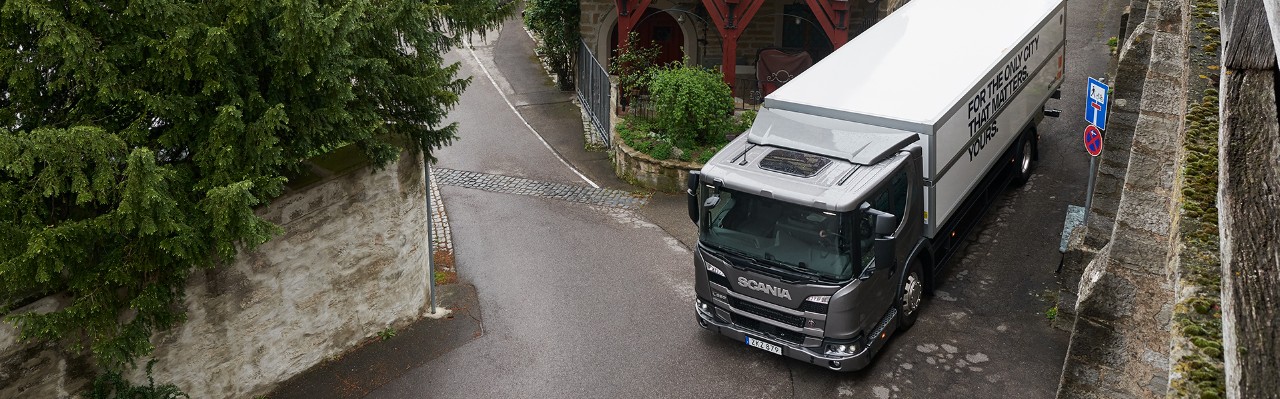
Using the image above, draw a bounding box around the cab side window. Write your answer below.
[868,169,908,218]
[858,214,876,267]
[858,167,910,267]
[887,169,908,220]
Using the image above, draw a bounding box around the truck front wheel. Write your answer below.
[898,261,925,331]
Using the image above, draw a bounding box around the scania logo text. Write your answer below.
[737,277,792,300]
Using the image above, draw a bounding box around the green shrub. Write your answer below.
[731,109,757,136]
[651,141,674,160]
[87,360,189,399]
[617,117,658,156]
[618,119,729,164]
[609,31,663,104]
[648,65,735,148]
[524,0,580,91]
[695,143,728,164]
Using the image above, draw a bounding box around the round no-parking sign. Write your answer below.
[1083,125,1103,156]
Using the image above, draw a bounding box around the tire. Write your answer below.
[1012,131,1036,186]
[898,260,925,331]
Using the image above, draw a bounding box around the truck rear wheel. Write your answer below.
[898,261,925,331]
[1012,131,1036,186]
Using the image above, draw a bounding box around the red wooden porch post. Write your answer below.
[616,0,654,55]
[701,0,767,92]
[805,0,851,49]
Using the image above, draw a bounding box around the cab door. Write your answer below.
[854,161,912,328]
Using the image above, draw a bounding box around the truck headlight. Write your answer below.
[824,343,860,356]
[824,334,863,357]
[805,295,831,304]
[706,264,726,277]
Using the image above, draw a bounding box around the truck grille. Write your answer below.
[799,301,829,314]
[730,298,806,328]
[732,314,805,345]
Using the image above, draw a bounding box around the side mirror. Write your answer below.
[686,171,701,224]
[860,202,897,237]
[875,212,897,236]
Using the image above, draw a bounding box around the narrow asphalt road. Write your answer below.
[368,21,792,398]
[368,0,1127,395]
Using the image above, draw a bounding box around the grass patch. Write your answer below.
[1038,289,1061,322]
[433,248,457,285]
[377,327,397,341]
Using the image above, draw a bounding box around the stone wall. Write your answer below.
[0,296,93,398]
[578,0,615,61]
[1054,2,1152,332]
[1055,0,1191,397]
[877,0,911,19]
[0,152,431,398]
[613,136,702,193]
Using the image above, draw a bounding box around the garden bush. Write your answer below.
[609,31,662,105]
[525,0,580,91]
[614,64,758,164]
[648,65,735,148]
[617,111,751,163]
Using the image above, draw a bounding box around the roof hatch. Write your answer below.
[758,149,832,177]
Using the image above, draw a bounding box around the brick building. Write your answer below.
[578,0,910,91]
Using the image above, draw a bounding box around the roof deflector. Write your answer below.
[746,108,919,165]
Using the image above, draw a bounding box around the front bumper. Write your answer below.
[695,301,886,372]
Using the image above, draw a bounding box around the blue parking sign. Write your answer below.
[1085,77,1109,130]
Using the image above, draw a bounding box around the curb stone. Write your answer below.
[428,167,453,257]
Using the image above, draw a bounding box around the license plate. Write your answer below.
[746,336,783,355]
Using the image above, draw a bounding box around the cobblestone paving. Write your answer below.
[432,168,649,210]
[427,168,452,254]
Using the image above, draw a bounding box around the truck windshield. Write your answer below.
[700,187,853,281]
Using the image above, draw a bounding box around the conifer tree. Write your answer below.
[0,0,510,373]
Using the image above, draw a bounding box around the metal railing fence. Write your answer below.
[576,40,611,147]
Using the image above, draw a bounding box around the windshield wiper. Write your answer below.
[700,241,749,263]
[700,243,824,283]
[754,256,822,282]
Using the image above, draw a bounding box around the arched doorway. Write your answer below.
[610,8,687,67]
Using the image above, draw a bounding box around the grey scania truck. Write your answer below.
[688,0,1065,371]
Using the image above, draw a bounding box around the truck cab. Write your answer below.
[686,0,1064,371]
[689,108,928,371]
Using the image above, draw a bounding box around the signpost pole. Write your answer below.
[1058,78,1110,268]
[1083,155,1097,224]
[1059,77,1110,271]
[1081,77,1109,225]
